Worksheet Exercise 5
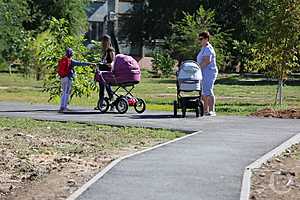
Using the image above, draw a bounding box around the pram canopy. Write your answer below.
[97,54,141,85]
[177,60,202,91]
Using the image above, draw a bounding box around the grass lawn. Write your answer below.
[0,72,299,115]
[0,117,184,158]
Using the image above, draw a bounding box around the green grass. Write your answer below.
[0,73,299,115]
[0,117,184,157]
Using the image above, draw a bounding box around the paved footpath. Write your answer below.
[0,102,300,200]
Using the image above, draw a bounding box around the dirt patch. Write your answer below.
[251,108,300,119]
[250,144,300,200]
[0,131,128,200]
[1,153,112,200]
[0,118,183,200]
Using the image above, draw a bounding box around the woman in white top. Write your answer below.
[196,31,218,116]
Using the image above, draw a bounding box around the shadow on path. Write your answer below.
[127,114,183,119]
[0,109,57,113]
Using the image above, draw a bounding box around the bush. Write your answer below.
[151,50,176,77]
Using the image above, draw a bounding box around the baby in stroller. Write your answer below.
[95,54,146,114]
[174,60,204,117]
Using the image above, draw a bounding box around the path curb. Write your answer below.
[240,133,300,200]
[66,131,202,200]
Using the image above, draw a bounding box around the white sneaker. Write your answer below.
[208,111,216,116]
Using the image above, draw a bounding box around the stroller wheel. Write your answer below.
[116,97,129,114]
[182,107,186,118]
[199,100,204,117]
[173,101,177,117]
[134,98,146,113]
[98,97,110,113]
[196,106,200,117]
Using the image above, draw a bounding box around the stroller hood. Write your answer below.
[178,60,202,81]
[177,60,202,91]
[97,54,141,85]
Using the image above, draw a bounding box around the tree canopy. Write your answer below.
[0,0,29,64]
[24,0,88,35]
[166,6,227,67]
[246,0,300,104]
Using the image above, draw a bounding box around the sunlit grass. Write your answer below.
[0,73,299,115]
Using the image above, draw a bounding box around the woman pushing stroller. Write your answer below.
[95,34,115,110]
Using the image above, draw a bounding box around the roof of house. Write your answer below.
[87,0,143,22]
[87,1,107,22]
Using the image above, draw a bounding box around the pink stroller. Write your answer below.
[95,54,146,114]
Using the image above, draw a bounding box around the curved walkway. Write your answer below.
[0,102,299,200]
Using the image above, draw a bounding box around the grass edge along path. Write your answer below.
[0,73,299,115]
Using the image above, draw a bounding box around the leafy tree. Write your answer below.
[246,0,300,105]
[200,0,252,40]
[39,18,96,101]
[0,0,30,66]
[166,6,228,70]
[24,0,88,35]
[231,40,253,73]
[120,0,201,43]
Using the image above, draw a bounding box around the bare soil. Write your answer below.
[0,118,182,200]
[250,144,300,200]
[251,108,300,119]
[0,131,139,200]
[251,108,300,199]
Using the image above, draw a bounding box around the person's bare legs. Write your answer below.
[202,95,209,113]
[208,95,215,112]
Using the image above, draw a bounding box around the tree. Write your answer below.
[0,0,30,67]
[24,0,88,35]
[166,6,228,69]
[200,0,252,41]
[246,0,300,105]
[39,18,96,102]
[0,0,90,77]
[119,0,201,43]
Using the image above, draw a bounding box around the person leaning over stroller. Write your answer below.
[95,34,115,110]
[58,48,96,113]
[196,31,218,116]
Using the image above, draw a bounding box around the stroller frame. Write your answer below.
[173,61,204,118]
[95,54,146,114]
[98,82,146,114]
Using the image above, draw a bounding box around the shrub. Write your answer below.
[151,50,176,77]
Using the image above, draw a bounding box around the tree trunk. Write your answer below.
[36,72,42,81]
[279,79,283,105]
[9,64,12,76]
[275,79,283,105]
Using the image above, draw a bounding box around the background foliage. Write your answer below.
[166,6,228,70]
[38,18,96,101]
[1,0,300,104]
